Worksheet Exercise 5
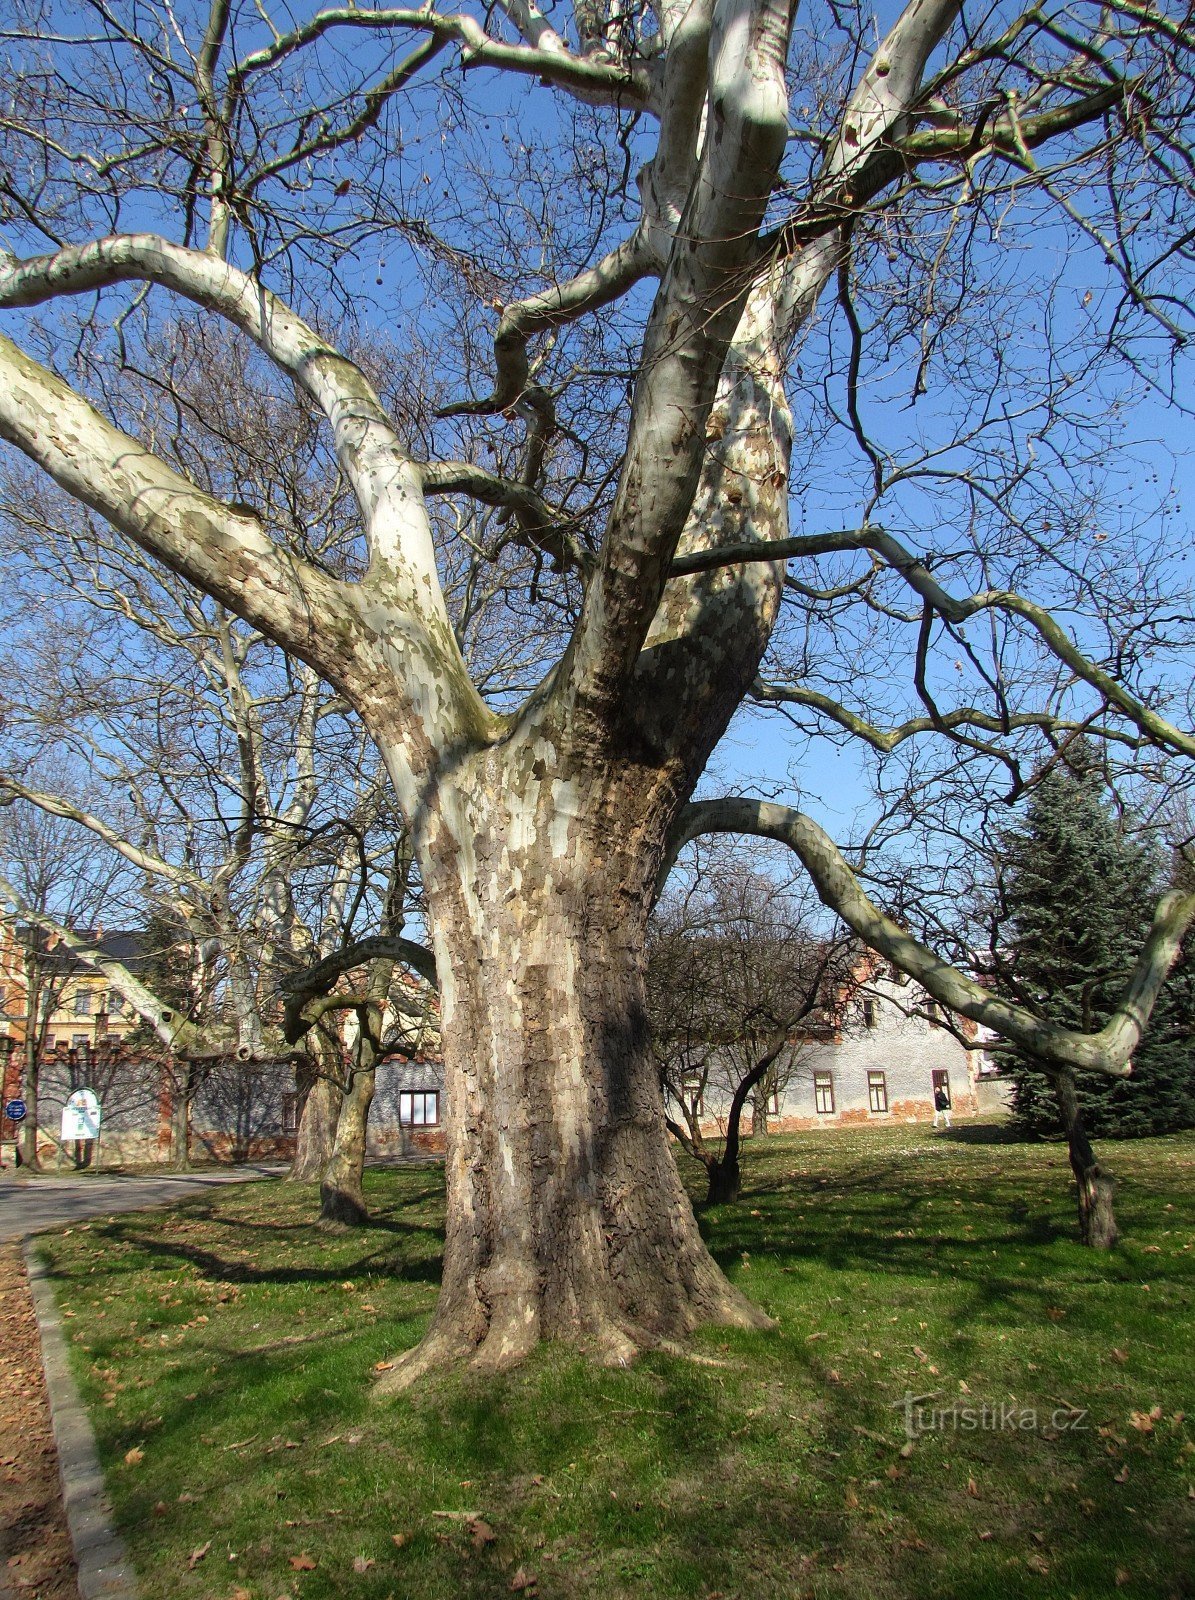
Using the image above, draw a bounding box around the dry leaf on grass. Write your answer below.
[187,1541,211,1569]
[467,1517,497,1549]
[352,1555,375,1574]
[288,1553,317,1571]
[510,1568,537,1593]
[124,1447,144,1466]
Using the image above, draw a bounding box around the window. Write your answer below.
[767,1084,781,1116]
[924,999,941,1023]
[73,988,93,1016]
[867,1071,888,1113]
[281,1092,299,1134]
[108,992,124,1016]
[680,1074,704,1118]
[94,990,108,1015]
[71,1034,89,1050]
[814,1071,835,1115]
[931,1069,951,1107]
[863,998,877,1030]
[399,1090,440,1127]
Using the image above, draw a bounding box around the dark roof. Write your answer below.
[14,926,149,976]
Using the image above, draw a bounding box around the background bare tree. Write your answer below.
[649,848,857,1202]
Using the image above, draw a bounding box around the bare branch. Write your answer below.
[673,798,1195,1077]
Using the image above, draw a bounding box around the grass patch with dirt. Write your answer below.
[31,1125,1194,1600]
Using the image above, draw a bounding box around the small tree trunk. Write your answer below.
[705,1156,741,1205]
[290,1050,342,1182]
[319,1063,374,1225]
[170,1087,191,1170]
[751,1089,768,1137]
[1055,1069,1118,1249]
[19,1057,41,1171]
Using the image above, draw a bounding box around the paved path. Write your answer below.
[0,1165,285,1242]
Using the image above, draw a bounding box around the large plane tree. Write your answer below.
[0,0,1193,1380]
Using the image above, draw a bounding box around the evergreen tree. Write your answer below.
[998,759,1195,1139]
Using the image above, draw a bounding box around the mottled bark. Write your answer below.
[319,1062,374,1226]
[378,743,772,1389]
[290,1050,343,1182]
[1055,1069,1118,1249]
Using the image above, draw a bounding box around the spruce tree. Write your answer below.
[998,759,1195,1139]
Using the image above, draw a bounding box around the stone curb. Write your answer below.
[23,1242,139,1600]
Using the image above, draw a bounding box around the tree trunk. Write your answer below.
[705,1156,741,1205]
[18,1048,40,1171]
[170,1085,191,1170]
[319,1062,374,1225]
[290,1050,342,1182]
[1054,1069,1118,1249]
[752,1089,768,1137]
[378,758,771,1390]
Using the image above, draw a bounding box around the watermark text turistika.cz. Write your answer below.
[894,1391,1089,1442]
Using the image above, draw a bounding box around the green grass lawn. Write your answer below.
[32,1125,1194,1600]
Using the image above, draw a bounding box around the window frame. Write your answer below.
[867,1070,888,1114]
[814,1070,836,1115]
[399,1089,440,1128]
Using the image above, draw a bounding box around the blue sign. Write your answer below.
[4,1099,27,1123]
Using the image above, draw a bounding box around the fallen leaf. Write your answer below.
[124,1447,145,1466]
[1129,1411,1156,1433]
[959,1380,971,1395]
[967,1477,980,1498]
[352,1556,375,1574]
[467,1517,497,1549]
[289,1553,317,1571]
[510,1569,537,1593]
[1045,1306,1066,1322]
[187,1541,211,1569]
[391,1533,409,1548]
[1114,1465,1130,1484]
[1026,1553,1050,1575]
[1116,1569,1132,1587]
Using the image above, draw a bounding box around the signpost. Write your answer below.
[61,1089,102,1141]
[2,1098,27,1170]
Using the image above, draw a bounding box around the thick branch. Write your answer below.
[231,6,652,110]
[564,0,794,729]
[673,798,1195,1076]
[281,933,437,1045]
